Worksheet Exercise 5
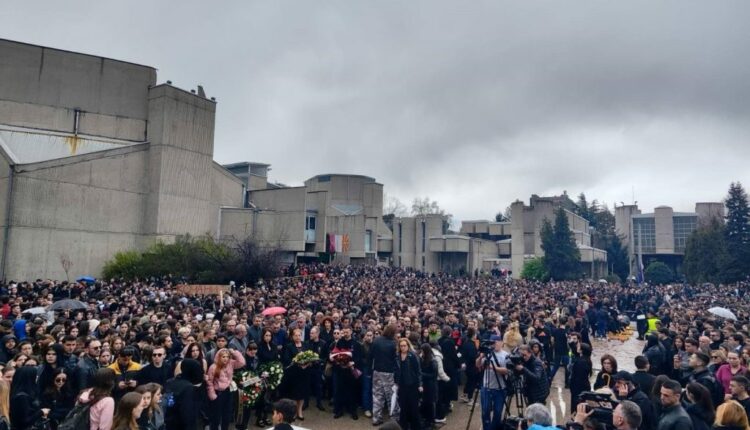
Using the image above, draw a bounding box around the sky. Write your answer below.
[4,1,750,223]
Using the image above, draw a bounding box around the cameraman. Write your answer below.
[475,335,509,430]
[570,400,642,430]
[513,345,550,405]
[612,371,656,430]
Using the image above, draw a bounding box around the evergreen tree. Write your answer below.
[644,261,674,285]
[725,182,750,281]
[684,218,729,284]
[604,234,630,282]
[541,207,582,280]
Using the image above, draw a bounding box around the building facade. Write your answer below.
[615,202,724,276]
[0,39,244,280]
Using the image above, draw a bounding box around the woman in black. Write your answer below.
[40,368,76,430]
[684,382,715,430]
[419,343,438,428]
[37,344,61,395]
[569,342,593,413]
[280,328,311,421]
[10,366,47,430]
[257,329,280,364]
[395,338,422,430]
[593,354,617,390]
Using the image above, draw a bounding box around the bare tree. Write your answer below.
[60,253,73,282]
[410,196,453,232]
[383,193,408,216]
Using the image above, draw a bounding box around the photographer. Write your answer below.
[475,335,509,430]
[571,400,642,430]
[513,345,550,405]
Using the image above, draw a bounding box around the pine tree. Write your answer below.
[684,218,729,284]
[725,182,750,281]
[541,207,582,280]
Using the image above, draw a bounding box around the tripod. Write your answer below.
[503,371,527,420]
[465,350,507,430]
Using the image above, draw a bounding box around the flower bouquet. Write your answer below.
[232,370,263,407]
[258,361,284,390]
[292,350,320,366]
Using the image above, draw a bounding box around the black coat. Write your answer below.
[10,393,43,430]
[633,370,656,396]
[164,377,203,430]
[438,336,460,372]
[395,351,422,388]
[685,403,712,430]
[657,404,693,430]
[519,356,549,404]
[619,388,657,430]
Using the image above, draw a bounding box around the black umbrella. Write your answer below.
[47,299,87,311]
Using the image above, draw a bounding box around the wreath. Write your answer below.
[258,361,284,390]
[292,350,320,366]
[232,370,263,407]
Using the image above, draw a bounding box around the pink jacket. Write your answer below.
[78,389,114,430]
[206,349,245,400]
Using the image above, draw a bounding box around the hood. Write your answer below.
[0,334,16,349]
[179,358,204,385]
[12,320,26,341]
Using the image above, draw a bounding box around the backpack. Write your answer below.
[57,403,91,430]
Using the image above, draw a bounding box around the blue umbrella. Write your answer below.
[76,276,96,284]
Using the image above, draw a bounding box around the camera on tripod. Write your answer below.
[479,339,496,355]
[502,415,527,430]
[577,391,618,427]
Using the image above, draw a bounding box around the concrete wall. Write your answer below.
[654,206,675,254]
[145,85,237,238]
[3,146,151,279]
[0,40,155,141]
[219,208,305,252]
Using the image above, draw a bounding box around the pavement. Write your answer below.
[252,329,645,430]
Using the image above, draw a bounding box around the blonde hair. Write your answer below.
[715,401,750,430]
[0,380,9,421]
[397,338,413,351]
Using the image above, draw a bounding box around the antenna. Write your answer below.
[632,186,635,205]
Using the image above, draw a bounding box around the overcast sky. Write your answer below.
[5,1,750,223]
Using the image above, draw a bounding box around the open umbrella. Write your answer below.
[48,299,87,311]
[76,276,96,284]
[23,307,48,315]
[261,306,287,317]
[708,306,737,321]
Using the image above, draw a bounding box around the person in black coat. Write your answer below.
[10,366,47,430]
[40,368,76,430]
[613,371,657,430]
[395,339,422,430]
[684,381,715,430]
[419,343,438,427]
[569,343,593,413]
[460,328,480,401]
[330,327,362,420]
[257,329,280,364]
[438,326,461,400]
[164,358,205,430]
[514,344,549,405]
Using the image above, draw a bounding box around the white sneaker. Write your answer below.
[434,418,447,423]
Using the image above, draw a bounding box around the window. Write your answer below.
[365,230,373,252]
[305,216,316,230]
[633,218,656,254]
[317,175,331,182]
[398,223,402,253]
[673,216,697,253]
[422,255,425,268]
[421,221,426,253]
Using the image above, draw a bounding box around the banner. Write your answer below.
[177,284,230,295]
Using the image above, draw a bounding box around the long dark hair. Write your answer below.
[686,382,716,422]
[420,343,434,366]
[112,392,142,430]
[579,343,593,377]
[88,368,116,405]
[43,367,73,399]
[10,366,39,399]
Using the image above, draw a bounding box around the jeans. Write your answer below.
[549,354,570,383]
[361,371,373,412]
[480,387,506,430]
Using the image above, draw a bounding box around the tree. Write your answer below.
[520,257,548,281]
[725,182,750,281]
[59,253,73,282]
[383,193,408,232]
[541,207,582,280]
[684,218,730,284]
[644,261,674,285]
[576,193,592,223]
[411,196,453,232]
[495,205,512,222]
[603,234,629,282]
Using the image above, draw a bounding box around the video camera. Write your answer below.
[503,415,527,430]
[479,340,496,355]
[577,391,618,429]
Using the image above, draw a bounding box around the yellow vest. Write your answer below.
[646,318,659,334]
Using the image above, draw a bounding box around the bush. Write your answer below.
[101,235,282,284]
[605,273,621,284]
[644,261,674,285]
[521,257,549,281]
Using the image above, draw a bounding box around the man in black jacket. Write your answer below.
[632,355,656,397]
[657,379,693,430]
[613,371,656,430]
[136,346,171,386]
[76,338,101,391]
[514,344,549,404]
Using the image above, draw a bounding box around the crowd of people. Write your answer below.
[0,264,746,430]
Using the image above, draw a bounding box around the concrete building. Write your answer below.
[0,39,244,280]
[615,202,724,276]
[219,171,390,265]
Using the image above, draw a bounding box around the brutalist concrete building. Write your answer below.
[0,39,244,280]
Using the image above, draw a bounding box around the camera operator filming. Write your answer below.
[512,345,550,406]
[474,335,510,430]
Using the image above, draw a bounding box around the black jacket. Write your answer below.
[371,336,397,373]
[76,355,100,392]
[519,355,549,404]
[10,393,43,430]
[164,377,202,430]
[618,387,657,430]
[136,363,172,386]
[438,336,460,372]
[685,402,712,430]
[395,351,422,388]
[657,404,693,430]
[633,369,656,396]
[689,368,724,408]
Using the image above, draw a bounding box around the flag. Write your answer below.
[342,234,350,252]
